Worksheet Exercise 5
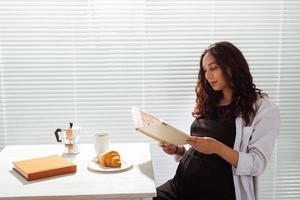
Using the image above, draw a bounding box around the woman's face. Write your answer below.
[202,52,229,91]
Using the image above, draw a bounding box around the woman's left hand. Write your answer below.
[185,136,222,154]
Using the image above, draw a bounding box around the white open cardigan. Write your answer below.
[233,97,280,200]
[175,97,280,200]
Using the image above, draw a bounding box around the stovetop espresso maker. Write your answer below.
[54,122,80,154]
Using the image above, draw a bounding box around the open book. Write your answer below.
[131,106,189,145]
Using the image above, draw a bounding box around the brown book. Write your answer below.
[12,155,76,181]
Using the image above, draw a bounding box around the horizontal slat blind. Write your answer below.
[0,0,147,144]
[276,0,300,199]
[0,0,299,199]
[0,50,5,148]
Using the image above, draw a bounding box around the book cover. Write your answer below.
[131,106,189,145]
[12,155,76,181]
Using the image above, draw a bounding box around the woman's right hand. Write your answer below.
[159,141,178,155]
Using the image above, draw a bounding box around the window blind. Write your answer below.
[276,0,300,198]
[0,0,299,199]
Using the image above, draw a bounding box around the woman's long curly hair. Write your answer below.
[192,41,265,126]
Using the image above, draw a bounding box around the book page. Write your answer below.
[140,111,160,126]
[131,106,189,145]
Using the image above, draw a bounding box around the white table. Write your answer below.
[0,143,157,200]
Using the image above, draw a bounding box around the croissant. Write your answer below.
[98,150,121,168]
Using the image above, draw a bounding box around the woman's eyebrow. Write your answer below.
[208,61,217,66]
[202,62,217,69]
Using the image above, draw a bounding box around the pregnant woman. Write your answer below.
[154,41,280,200]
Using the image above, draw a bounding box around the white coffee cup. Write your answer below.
[94,133,110,156]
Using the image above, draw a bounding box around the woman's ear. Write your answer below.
[225,66,234,88]
[226,66,233,79]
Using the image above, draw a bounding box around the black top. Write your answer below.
[173,104,236,200]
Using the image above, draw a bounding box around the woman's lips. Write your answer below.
[210,81,217,86]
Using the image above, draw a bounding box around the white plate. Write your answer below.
[88,158,133,172]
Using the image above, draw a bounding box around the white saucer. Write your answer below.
[88,157,133,172]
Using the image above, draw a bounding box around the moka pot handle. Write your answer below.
[55,128,62,142]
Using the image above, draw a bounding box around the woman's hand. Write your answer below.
[159,141,177,155]
[186,136,239,167]
[159,142,185,156]
[185,136,221,154]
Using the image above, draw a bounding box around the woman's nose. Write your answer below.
[205,71,213,80]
